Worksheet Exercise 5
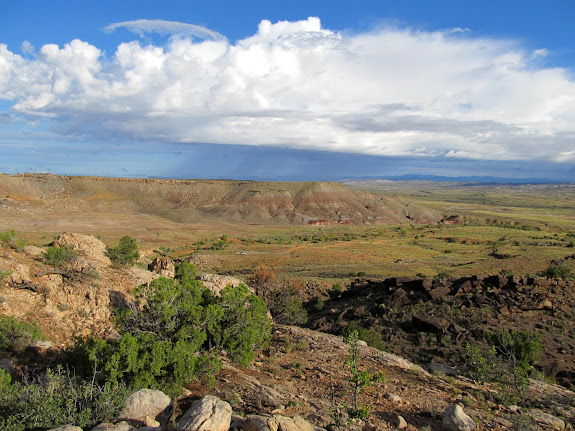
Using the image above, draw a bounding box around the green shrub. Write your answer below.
[77,270,270,395]
[0,315,43,351]
[465,329,541,404]
[107,235,139,265]
[265,283,307,325]
[540,263,573,280]
[0,269,12,282]
[0,230,25,251]
[212,283,271,366]
[435,270,450,279]
[175,260,197,283]
[211,234,229,250]
[313,298,325,311]
[0,366,129,431]
[344,323,386,351]
[465,343,497,383]
[329,284,343,298]
[0,229,17,243]
[43,245,77,269]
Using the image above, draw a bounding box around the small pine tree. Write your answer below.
[107,236,139,265]
[344,330,385,419]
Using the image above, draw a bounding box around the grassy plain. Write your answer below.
[3,180,574,287]
[143,182,575,286]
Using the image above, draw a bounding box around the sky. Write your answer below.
[1,0,575,182]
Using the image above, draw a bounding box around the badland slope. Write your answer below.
[0,174,441,227]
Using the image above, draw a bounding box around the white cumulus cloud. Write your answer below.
[1,17,575,163]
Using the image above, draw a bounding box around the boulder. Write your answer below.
[443,405,476,431]
[91,422,136,431]
[9,263,31,284]
[148,257,175,278]
[53,232,111,269]
[526,410,565,430]
[198,274,251,296]
[241,415,272,431]
[361,422,377,431]
[412,313,450,334]
[388,288,409,309]
[428,286,451,300]
[177,395,232,431]
[119,389,172,427]
[241,414,315,431]
[384,393,402,404]
[391,415,407,429]
[128,267,161,286]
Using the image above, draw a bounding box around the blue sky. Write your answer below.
[1,0,574,181]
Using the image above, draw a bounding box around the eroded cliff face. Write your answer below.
[0,174,442,226]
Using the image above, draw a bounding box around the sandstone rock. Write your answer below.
[148,257,175,278]
[47,426,83,431]
[53,232,111,269]
[9,263,31,284]
[91,421,136,431]
[443,405,476,431]
[177,395,232,431]
[198,274,250,296]
[23,245,45,257]
[384,393,402,404]
[526,410,565,430]
[291,415,315,431]
[38,273,63,291]
[128,266,161,286]
[119,389,172,427]
[241,414,315,431]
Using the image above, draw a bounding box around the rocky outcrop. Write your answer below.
[148,257,175,278]
[177,395,232,431]
[53,232,111,270]
[128,266,161,286]
[198,274,250,296]
[308,220,330,226]
[307,274,575,389]
[9,263,31,285]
